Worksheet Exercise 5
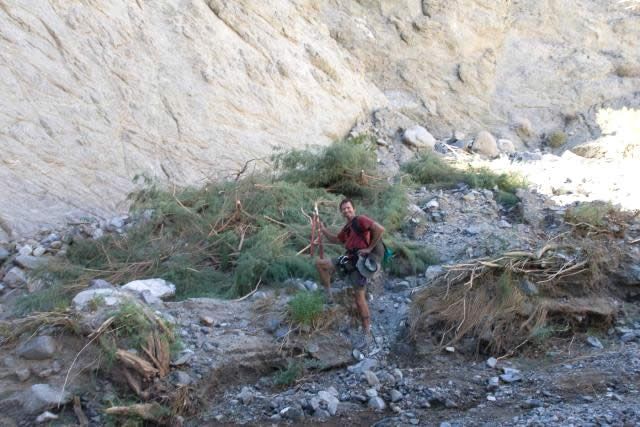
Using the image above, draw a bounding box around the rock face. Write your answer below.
[0,0,638,236]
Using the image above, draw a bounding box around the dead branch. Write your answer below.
[73,396,89,427]
[105,403,168,422]
[116,349,158,379]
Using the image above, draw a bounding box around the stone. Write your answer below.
[587,336,604,349]
[35,411,58,423]
[173,371,191,386]
[17,336,57,360]
[347,358,378,375]
[368,396,386,410]
[403,125,436,150]
[200,316,214,326]
[304,280,318,291]
[280,406,305,421]
[14,255,48,270]
[0,246,10,261]
[445,346,455,353]
[392,368,403,382]
[18,245,33,256]
[364,370,380,387]
[472,131,499,157]
[424,199,439,209]
[72,288,132,311]
[424,265,445,283]
[33,246,46,257]
[15,368,31,382]
[486,357,498,368]
[352,349,364,361]
[487,395,496,401]
[390,389,403,402]
[22,384,71,414]
[497,139,516,154]
[264,315,281,334]
[365,388,378,398]
[318,390,339,415]
[237,386,255,404]
[500,369,523,383]
[313,409,330,419]
[121,278,176,299]
[498,219,512,228]
[3,267,27,287]
[487,376,500,391]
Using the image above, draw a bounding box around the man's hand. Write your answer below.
[358,248,372,256]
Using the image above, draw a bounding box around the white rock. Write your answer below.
[36,411,58,423]
[472,131,499,157]
[3,267,27,287]
[445,346,455,353]
[403,125,436,150]
[497,139,516,154]
[122,278,176,299]
[18,245,33,256]
[425,199,440,209]
[486,357,498,368]
[33,246,46,257]
[72,288,132,310]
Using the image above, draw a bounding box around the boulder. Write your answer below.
[22,384,71,414]
[472,131,499,157]
[14,255,49,270]
[3,267,27,287]
[72,287,132,311]
[0,246,9,262]
[497,139,516,154]
[121,278,176,300]
[403,125,436,150]
[17,336,57,360]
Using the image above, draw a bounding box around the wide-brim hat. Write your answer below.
[356,255,379,278]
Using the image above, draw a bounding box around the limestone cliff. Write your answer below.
[0,0,638,237]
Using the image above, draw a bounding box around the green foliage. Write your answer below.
[287,291,325,326]
[274,360,304,386]
[403,152,525,207]
[272,137,379,198]
[385,238,438,276]
[110,302,152,349]
[547,131,567,148]
[14,260,87,314]
[29,138,448,306]
[565,201,614,227]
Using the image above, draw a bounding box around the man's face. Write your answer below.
[340,202,356,220]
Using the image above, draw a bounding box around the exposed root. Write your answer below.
[410,234,625,355]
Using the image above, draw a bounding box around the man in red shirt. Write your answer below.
[316,198,385,349]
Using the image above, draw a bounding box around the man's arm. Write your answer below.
[320,223,341,244]
[359,221,384,255]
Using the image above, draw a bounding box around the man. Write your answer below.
[315,198,385,349]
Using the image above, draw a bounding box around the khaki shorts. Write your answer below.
[331,256,367,288]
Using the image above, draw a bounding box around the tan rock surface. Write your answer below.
[0,0,638,236]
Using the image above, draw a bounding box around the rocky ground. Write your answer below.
[1,136,640,425]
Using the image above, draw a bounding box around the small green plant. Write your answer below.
[547,131,567,148]
[274,360,304,386]
[88,295,106,311]
[287,291,325,326]
[565,201,614,227]
[110,302,153,349]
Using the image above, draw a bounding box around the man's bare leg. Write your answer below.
[354,288,371,333]
[315,258,335,302]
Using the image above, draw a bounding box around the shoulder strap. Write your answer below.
[350,216,369,244]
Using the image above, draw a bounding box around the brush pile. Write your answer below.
[410,205,639,355]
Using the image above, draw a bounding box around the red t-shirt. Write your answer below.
[337,215,374,251]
